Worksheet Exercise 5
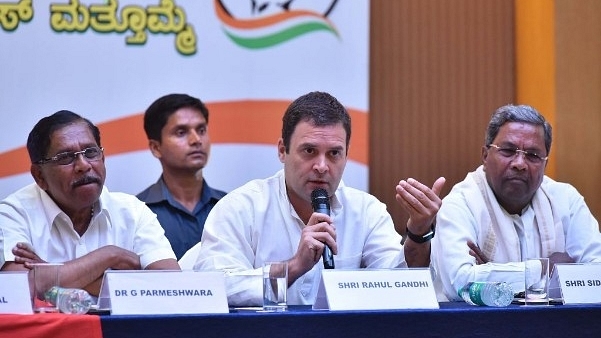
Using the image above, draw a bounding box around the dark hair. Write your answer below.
[27,110,101,164]
[485,104,553,155]
[281,91,351,153]
[144,93,209,141]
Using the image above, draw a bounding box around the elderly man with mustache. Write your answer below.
[432,104,601,301]
[0,110,180,296]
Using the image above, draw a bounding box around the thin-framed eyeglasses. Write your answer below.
[36,146,104,165]
[487,144,548,164]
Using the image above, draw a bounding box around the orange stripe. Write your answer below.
[208,100,290,144]
[98,114,148,156]
[0,100,368,179]
[209,100,367,164]
[347,109,368,165]
[0,147,31,178]
[515,0,556,177]
[214,0,330,29]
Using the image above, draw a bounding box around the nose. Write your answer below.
[73,153,93,171]
[189,130,202,144]
[313,156,328,174]
[511,151,528,170]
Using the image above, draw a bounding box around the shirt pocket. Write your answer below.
[333,252,363,269]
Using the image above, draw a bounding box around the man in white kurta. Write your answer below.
[194,91,445,306]
[434,166,601,300]
[433,104,601,301]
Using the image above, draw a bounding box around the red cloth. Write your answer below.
[0,313,102,338]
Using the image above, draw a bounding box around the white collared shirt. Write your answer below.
[194,169,406,306]
[0,183,176,268]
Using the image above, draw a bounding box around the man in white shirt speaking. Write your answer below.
[194,91,445,306]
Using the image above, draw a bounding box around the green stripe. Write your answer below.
[225,22,338,49]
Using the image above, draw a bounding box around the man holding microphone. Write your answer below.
[195,91,445,306]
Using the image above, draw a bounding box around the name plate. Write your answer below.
[313,268,438,311]
[0,271,33,314]
[99,270,229,315]
[549,263,601,304]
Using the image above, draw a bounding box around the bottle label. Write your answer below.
[468,282,486,306]
[44,286,60,305]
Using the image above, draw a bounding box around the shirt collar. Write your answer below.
[144,175,224,206]
[38,186,64,226]
[139,177,167,204]
[38,184,109,229]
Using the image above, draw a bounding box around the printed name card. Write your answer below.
[549,263,601,304]
[0,271,33,314]
[313,268,438,311]
[99,270,229,315]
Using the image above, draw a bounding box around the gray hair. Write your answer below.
[485,104,552,155]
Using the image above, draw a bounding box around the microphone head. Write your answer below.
[311,188,330,211]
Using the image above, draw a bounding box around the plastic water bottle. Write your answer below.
[44,286,95,314]
[458,281,513,307]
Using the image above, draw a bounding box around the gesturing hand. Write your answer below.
[396,177,446,235]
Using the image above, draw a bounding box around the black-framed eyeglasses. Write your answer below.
[487,144,548,164]
[36,147,104,165]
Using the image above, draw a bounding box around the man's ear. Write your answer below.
[481,145,489,164]
[30,164,48,191]
[277,138,286,163]
[148,139,162,159]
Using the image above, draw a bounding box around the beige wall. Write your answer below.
[369,0,515,232]
[554,0,601,220]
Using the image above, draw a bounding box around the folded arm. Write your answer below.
[3,243,141,296]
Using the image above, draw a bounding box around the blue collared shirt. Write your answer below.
[137,176,226,260]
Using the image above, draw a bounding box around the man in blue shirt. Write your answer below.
[137,94,226,260]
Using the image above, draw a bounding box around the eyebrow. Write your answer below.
[174,121,207,128]
[51,144,98,154]
[498,142,543,152]
[300,142,345,154]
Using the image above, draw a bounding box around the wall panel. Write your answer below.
[370,0,515,232]
[554,0,601,220]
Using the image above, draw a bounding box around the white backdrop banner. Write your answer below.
[0,0,368,198]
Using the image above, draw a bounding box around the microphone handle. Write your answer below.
[314,205,335,269]
[322,245,335,269]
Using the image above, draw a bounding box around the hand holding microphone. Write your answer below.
[311,188,335,269]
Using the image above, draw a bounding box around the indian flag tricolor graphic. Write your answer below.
[0,0,368,198]
[215,0,340,49]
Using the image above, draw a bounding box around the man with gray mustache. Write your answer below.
[432,104,601,301]
[0,110,180,297]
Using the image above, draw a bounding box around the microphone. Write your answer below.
[311,188,335,269]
